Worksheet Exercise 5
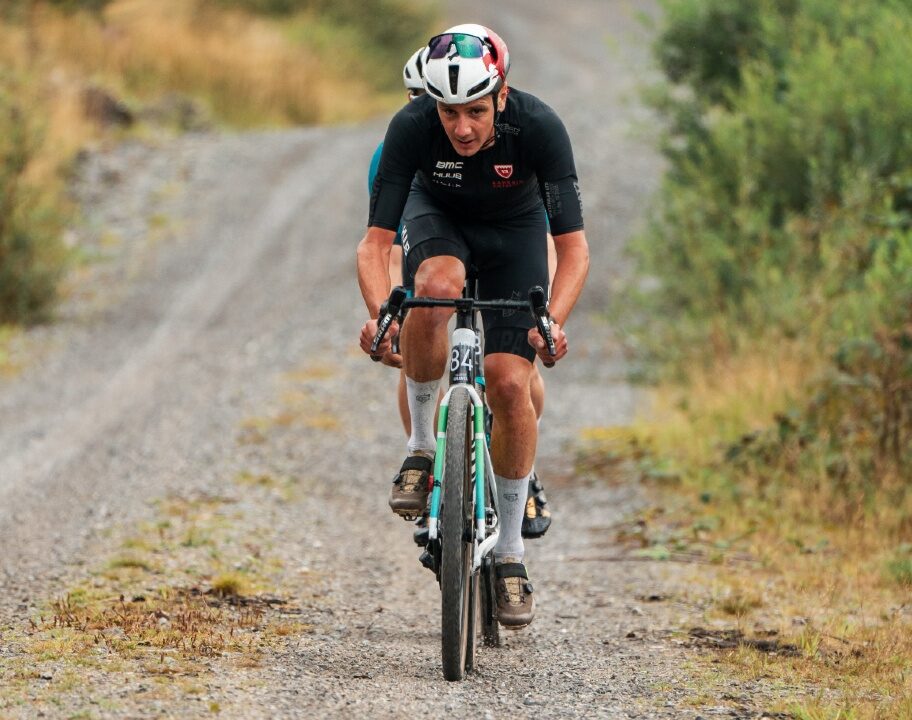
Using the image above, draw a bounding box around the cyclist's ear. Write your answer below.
[496,85,509,113]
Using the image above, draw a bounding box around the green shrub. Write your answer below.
[640,0,912,348]
[0,74,66,324]
[635,0,912,496]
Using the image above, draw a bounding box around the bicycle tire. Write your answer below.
[464,572,479,672]
[440,389,475,681]
[480,555,501,647]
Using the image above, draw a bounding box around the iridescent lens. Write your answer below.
[427,33,484,60]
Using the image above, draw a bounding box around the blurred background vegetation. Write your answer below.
[596,2,912,713]
[627,0,912,533]
[0,0,437,323]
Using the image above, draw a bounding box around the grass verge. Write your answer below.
[0,482,312,717]
[578,341,912,719]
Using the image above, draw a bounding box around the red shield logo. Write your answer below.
[494,164,513,179]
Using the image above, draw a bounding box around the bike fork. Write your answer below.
[428,385,499,571]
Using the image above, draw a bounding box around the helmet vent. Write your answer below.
[467,79,489,99]
[448,65,460,96]
[425,79,443,99]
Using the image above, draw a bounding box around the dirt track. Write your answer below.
[0,2,785,717]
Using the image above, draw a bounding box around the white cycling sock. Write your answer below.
[406,377,440,457]
[493,471,531,563]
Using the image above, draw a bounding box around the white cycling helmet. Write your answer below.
[423,23,510,104]
[402,47,427,92]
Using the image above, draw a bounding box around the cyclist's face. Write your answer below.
[436,96,496,157]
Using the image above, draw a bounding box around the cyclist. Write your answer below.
[358,24,588,627]
[371,46,554,540]
[368,47,427,432]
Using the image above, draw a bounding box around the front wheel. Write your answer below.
[440,389,476,681]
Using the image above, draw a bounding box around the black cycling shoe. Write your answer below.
[413,514,429,546]
[521,472,552,539]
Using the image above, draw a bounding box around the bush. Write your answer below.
[634,0,912,501]
[0,73,66,324]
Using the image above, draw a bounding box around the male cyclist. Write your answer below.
[370,46,554,540]
[358,25,588,627]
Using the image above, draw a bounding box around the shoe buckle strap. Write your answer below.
[495,562,528,580]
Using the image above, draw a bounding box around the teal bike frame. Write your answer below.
[428,384,499,571]
[368,283,555,573]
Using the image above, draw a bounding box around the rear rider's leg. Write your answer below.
[523,365,553,539]
[530,365,544,418]
[388,244,412,437]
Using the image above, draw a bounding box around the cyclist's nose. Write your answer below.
[454,115,473,140]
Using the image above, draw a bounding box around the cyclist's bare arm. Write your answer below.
[357,226,399,356]
[527,229,589,364]
[549,229,589,325]
[357,226,397,316]
[388,245,404,289]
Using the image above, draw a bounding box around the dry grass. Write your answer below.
[582,340,912,718]
[1,0,396,135]
[239,378,342,443]
[0,485,314,717]
[43,586,267,659]
[0,325,23,376]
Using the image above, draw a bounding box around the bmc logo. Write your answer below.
[436,161,464,170]
[494,164,513,179]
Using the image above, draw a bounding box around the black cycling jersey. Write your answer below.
[368,89,584,236]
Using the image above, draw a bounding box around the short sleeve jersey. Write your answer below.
[367,141,402,246]
[368,89,583,235]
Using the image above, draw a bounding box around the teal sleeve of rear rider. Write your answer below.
[368,141,403,246]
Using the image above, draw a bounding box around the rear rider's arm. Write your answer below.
[548,229,589,327]
[357,226,398,318]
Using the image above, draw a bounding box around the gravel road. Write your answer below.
[0,2,786,717]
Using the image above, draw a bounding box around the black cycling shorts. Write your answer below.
[400,183,549,363]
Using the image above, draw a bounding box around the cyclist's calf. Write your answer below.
[484,354,538,478]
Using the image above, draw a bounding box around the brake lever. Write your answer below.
[369,286,408,361]
[529,286,556,368]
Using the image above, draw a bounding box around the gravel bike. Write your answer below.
[371,280,555,681]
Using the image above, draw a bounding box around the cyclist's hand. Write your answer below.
[528,322,567,365]
[381,338,403,369]
[360,318,399,360]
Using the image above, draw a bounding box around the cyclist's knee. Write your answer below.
[485,354,533,413]
[414,257,464,299]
